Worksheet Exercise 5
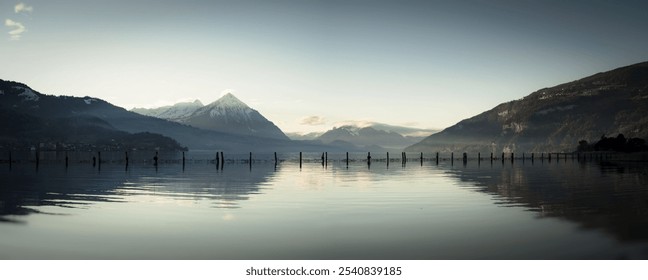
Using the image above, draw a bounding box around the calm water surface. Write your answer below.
[1,152,648,259]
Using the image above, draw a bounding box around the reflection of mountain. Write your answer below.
[0,163,277,223]
[443,161,648,242]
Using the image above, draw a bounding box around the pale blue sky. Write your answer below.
[2,0,648,133]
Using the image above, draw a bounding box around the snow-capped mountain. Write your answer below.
[132,100,203,121]
[182,93,288,140]
[131,93,289,140]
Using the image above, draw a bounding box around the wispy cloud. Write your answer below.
[14,3,33,14]
[5,19,26,40]
[300,116,327,126]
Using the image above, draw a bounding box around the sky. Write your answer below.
[2,0,648,134]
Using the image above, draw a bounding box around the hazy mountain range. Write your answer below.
[406,61,648,153]
[288,124,438,151]
[3,61,647,153]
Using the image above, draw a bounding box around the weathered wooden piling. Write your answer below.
[65,152,69,168]
[154,151,158,166]
[220,151,224,167]
[274,152,278,164]
[490,153,494,162]
[126,151,129,166]
[8,152,11,169]
[541,153,544,160]
[478,152,481,162]
[299,152,302,168]
[531,153,535,162]
[548,153,552,162]
[451,152,454,162]
[462,152,467,164]
[325,152,328,166]
[436,152,439,165]
[386,152,390,164]
[367,152,372,164]
[98,152,102,166]
[501,152,505,163]
[346,152,349,166]
[511,153,514,164]
[249,152,253,165]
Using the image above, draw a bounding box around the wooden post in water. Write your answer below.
[65,152,69,168]
[490,153,493,163]
[531,153,534,162]
[220,151,224,167]
[274,152,278,165]
[125,151,129,167]
[451,152,454,162]
[98,152,102,166]
[367,152,371,164]
[92,155,96,167]
[299,152,302,169]
[386,152,390,165]
[249,152,253,169]
[478,152,481,162]
[436,152,439,165]
[501,152,505,163]
[154,151,158,166]
[548,153,552,162]
[325,152,328,167]
[216,152,220,169]
[346,152,349,167]
[511,152,514,164]
[8,151,11,169]
[321,152,325,166]
[462,152,467,164]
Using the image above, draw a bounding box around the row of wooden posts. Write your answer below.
[5,150,611,169]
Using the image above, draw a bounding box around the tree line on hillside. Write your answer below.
[577,134,648,152]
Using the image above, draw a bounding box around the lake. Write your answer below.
[1,152,648,259]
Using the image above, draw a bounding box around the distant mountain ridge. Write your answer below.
[288,123,438,151]
[131,93,288,140]
[406,61,648,153]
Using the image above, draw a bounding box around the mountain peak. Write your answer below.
[209,93,249,109]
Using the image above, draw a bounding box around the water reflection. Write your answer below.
[0,163,277,223]
[443,161,648,242]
